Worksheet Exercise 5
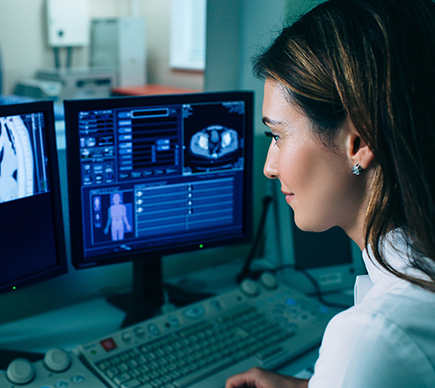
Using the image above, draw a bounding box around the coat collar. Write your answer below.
[355,229,417,304]
[362,229,411,285]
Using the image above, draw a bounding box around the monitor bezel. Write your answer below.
[64,91,254,270]
[0,100,68,293]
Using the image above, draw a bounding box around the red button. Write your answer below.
[100,338,117,352]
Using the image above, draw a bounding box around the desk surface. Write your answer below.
[111,84,202,96]
[0,262,349,376]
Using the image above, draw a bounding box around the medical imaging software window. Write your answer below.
[78,99,247,258]
[0,112,50,204]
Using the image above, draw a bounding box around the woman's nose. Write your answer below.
[263,141,278,179]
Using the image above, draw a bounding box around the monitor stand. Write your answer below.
[107,256,164,328]
[107,256,215,328]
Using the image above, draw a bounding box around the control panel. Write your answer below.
[0,348,107,388]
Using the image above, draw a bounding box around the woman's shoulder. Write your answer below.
[334,279,435,334]
[310,289,435,387]
[321,282,435,368]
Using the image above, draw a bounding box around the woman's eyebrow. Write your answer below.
[262,116,282,126]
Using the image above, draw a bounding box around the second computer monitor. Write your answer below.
[0,101,67,293]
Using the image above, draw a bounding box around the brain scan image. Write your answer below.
[0,116,34,203]
[190,125,238,159]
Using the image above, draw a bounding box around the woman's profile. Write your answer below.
[226,0,435,387]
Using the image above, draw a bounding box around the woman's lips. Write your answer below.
[282,190,295,203]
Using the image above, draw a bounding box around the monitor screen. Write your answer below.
[65,92,253,270]
[0,101,67,293]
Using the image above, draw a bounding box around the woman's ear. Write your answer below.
[345,119,375,170]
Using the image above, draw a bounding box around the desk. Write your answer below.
[111,84,202,97]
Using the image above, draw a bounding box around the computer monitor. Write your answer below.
[64,91,253,324]
[0,101,67,293]
[264,178,365,295]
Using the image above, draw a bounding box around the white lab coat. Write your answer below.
[309,230,435,388]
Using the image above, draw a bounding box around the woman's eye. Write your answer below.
[264,130,279,142]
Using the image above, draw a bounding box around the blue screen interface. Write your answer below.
[77,99,248,258]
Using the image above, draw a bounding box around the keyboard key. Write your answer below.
[114,372,132,385]
[121,380,141,388]
[173,356,234,388]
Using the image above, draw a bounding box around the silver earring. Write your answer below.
[352,164,363,176]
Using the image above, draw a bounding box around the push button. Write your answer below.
[100,338,118,352]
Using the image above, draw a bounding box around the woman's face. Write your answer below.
[263,79,362,233]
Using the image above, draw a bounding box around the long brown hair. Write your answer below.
[254,0,435,291]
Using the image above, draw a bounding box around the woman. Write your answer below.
[226,0,435,387]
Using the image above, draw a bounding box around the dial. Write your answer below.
[6,358,35,385]
[44,348,71,372]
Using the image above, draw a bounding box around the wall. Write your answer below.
[206,0,319,130]
[0,0,203,96]
[141,1,204,89]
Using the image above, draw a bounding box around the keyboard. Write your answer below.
[74,272,340,388]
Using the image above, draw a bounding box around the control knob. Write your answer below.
[240,279,259,296]
[260,272,278,289]
[6,358,35,385]
[44,348,71,372]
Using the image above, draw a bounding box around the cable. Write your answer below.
[270,264,352,309]
[236,195,274,284]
